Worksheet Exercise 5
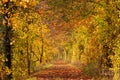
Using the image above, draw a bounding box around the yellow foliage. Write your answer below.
[80,54,88,65]
[36,61,40,65]
[5,67,11,75]
[2,0,8,3]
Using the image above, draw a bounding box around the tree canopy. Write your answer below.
[0,0,120,80]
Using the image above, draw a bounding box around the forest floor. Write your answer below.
[31,60,91,80]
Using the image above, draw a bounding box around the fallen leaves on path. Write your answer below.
[33,60,91,80]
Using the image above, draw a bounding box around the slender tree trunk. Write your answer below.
[40,37,44,63]
[26,26,30,75]
[4,27,12,80]
[71,50,76,63]
[26,37,30,75]
[3,1,12,80]
[71,45,78,63]
[40,24,44,63]
[64,49,68,61]
[4,28,12,79]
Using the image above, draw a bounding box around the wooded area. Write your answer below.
[0,0,120,80]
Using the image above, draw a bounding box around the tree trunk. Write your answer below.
[64,49,68,61]
[71,50,77,63]
[3,1,12,80]
[40,24,44,63]
[4,27,12,80]
[26,37,30,75]
[40,37,44,63]
[26,25,31,75]
[71,45,78,63]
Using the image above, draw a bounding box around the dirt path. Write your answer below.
[33,60,91,80]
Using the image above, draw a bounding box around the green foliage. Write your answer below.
[111,35,120,80]
[83,62,99,77]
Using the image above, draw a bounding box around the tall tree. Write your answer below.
[0,0,39,79]
[1,0,13,79]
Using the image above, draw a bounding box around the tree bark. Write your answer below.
[40,37,44,63]
[3,1,12,80]
[26,36,30,75]
[40,24,44,63]
[26,22,31,75]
